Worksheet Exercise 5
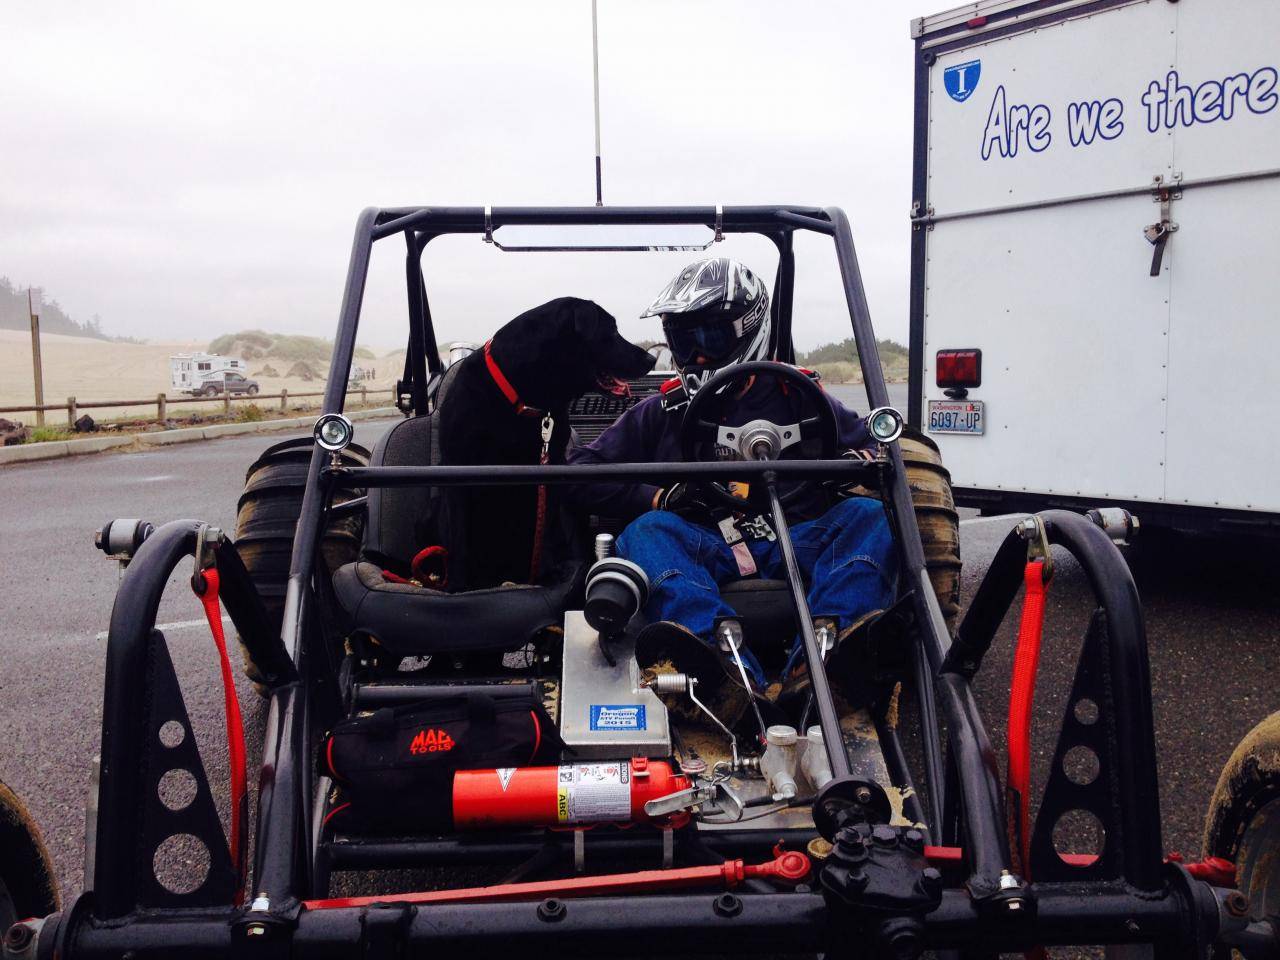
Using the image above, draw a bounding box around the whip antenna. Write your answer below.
[591,0,603,205]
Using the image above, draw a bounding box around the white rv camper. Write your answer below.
[910,0,1280,534]
[170,353,246,395]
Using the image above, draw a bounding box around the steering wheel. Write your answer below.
[680,361,839,511]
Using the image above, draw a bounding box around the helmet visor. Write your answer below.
[662,315,740,368]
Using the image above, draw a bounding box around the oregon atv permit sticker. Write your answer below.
[589,704,646,731]
[944,59,981,102]
[556,762,631,823]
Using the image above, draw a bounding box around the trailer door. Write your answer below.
[913,0,1280,516]
[1161,1,1280,513]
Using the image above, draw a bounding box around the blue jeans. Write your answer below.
[615,497,896,685]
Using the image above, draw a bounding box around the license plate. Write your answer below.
[928,399,985,435]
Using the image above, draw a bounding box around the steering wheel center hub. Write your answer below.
[721,418,802,461]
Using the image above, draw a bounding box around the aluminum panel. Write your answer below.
[1163,180,1280,512]
[926,1,1175,214]
[921,195,1171,501]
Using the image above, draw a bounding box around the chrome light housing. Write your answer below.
[314,413,354,453]
[866,406,905,444]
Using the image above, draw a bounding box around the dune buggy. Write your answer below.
[3,205,1277,959]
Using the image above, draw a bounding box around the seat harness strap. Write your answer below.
[193,566,248,904]
[1007,557,1049,880]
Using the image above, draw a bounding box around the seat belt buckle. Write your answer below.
[738,515,776,543]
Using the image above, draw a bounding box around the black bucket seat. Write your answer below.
[332,365,584,656]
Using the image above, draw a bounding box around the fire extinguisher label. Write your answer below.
[555,762,631,823]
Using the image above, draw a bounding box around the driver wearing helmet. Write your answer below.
[567,258,895,716]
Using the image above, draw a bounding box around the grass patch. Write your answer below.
[26,426,74,444]
[237,403,266,423]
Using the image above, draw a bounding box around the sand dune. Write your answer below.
[0,330,397,423]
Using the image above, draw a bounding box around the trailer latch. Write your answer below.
[1144,174,1181,277]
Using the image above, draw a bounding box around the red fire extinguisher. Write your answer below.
[453,757,689,829]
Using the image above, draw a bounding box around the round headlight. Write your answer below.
[867,406,904,444]
[314,413,354,452]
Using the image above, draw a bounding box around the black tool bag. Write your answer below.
[320,691,563,833]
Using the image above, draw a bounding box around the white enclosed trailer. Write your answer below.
[909,0,1280,534]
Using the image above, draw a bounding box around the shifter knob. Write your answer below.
[584,558,649,638]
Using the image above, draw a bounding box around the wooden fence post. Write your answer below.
[157,393,167,421]
[361,385,367,406]
[280,388,288,412]
[67,397,77,428]
[223,392,231,416]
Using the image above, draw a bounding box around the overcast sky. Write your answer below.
[1,0,927,352]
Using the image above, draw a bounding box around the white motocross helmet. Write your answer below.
[641,257,772,396]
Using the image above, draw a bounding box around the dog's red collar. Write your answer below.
[483,340,545,417]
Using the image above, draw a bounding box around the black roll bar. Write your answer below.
[52,876,1226,958]
[254,204,990,910]
[94,520,295,920]
[945,509,1165,892]
[327,458,877,488]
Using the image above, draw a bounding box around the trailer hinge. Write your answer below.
[910,201,935,231]
[1144,173,1181,277]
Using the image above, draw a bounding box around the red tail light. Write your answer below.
[936,349,982,389]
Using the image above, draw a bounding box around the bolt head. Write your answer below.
[854,786,873,804]
[872,825,898,846]
[4,923,34,950]
[999,871,1021,890]
[1225,891,1250,917]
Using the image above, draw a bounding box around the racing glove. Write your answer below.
[827,447,879,499]
[657,482,716,520]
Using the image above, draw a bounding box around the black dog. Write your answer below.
[438,297,654,589]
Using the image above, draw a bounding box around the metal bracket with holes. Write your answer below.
[135,630,238,907]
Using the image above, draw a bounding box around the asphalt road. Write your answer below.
[1,406,1277,925]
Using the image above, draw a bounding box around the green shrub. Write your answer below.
[798,337,909,366]
[266,334,333,363]
[811,361,862,384]
[26,426,73,444]
[237,403,266,423]
[208,329,273,354]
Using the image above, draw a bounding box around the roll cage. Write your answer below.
[56,205,1258,958]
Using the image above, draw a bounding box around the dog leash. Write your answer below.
[528,414,553,583]
[483,339,554,584]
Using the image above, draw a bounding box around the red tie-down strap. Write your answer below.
[194,567,248,904]
[1007,559,1049,880]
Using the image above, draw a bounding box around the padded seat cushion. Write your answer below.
[333,560,579,656]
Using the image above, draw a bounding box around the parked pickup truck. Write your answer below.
[194,372,260,397]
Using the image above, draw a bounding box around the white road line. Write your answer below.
[94,615,231,641]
